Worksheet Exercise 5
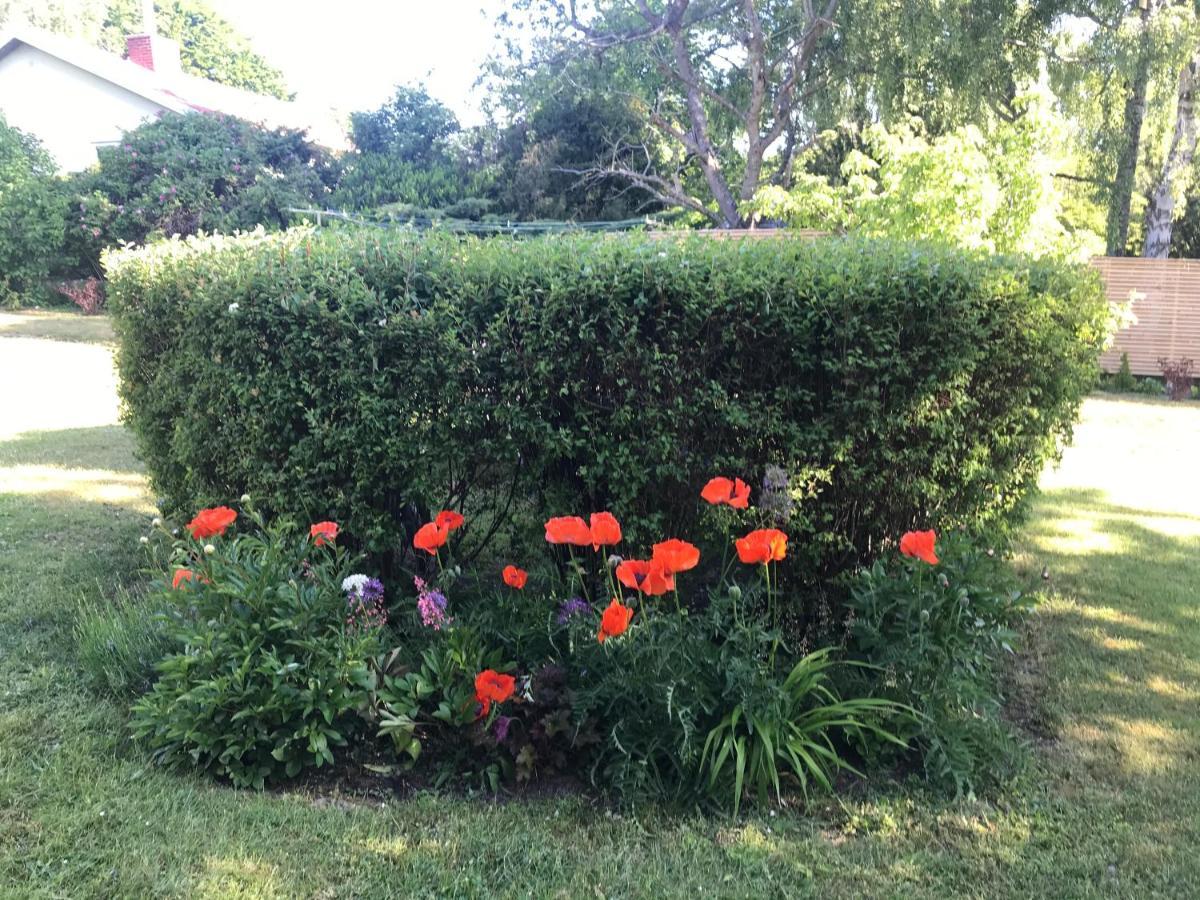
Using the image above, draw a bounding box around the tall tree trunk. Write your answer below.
[1143,51,1200,258]
[1106,1,1156,256]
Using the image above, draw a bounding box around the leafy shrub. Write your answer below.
[0,114,68,305]
[64,111,337,273]
[107,230,1109,588]
[843,532,1033,794]
[74,588,173,698]
[1158,357,1194,401]
[1112,352,1136,392]
[130,505,383,788]
[55,277,105,314]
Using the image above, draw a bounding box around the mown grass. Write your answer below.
[0,320,1197,897]
[0,309,114,345]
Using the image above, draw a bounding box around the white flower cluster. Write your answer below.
[341,573,370,596]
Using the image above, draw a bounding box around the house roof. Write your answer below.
[0,27,348,150]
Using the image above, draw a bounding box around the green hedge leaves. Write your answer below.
[108,229,1109,576]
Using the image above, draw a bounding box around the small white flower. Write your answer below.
[139,536,149,545]
[151,517,162,527]
[204,543,216,555]
[227,302,240,313]
[342,573,370,595]
[171,528,179,536]
[377,318,387,327]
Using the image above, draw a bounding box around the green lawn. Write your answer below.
[1,311,1197,898]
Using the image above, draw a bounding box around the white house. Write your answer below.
[0,26,346,171]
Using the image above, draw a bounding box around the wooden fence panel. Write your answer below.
[1092,257,1200,375]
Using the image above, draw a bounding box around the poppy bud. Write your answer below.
[151,517,162,527]
[139,535,149,545]
[728,584,742,601]
[1041,567,1050,581]
[204,543,216,555]
[607,554,623,570]
[986,548,995,558]
[919,609,930,622]
[240,493,251,503]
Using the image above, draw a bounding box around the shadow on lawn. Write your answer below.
[0,425,142,472]
[1020,486,1200,784]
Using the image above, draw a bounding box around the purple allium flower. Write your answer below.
[493,715,513,743]
[360,577,384,604]
[556,597,591,624]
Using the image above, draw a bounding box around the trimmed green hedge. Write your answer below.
[107,229,1109,574]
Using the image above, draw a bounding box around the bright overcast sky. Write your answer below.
[206,0,513,123]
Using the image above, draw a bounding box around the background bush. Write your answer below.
[0,114,68,305]
[108,229,1110,585]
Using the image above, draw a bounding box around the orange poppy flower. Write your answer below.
[502,564,528,589]
[735,528,788,564]
[474,669,516,717]
[651,538,700,575]
[589,511,622,551]
[435,510,465,532]
[412,521,447,555]
[615,559,675,596]
[544,516,592,546]
[172,568,196,589]
[187,506,237,539]
[309,521,339,547]
[899,529,939,565]
[701,476,751,509]
[597,597,635,643]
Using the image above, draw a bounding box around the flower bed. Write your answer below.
[128,471,1028,806]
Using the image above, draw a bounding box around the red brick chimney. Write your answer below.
[125,33,180,76]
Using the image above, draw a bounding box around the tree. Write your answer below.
[349,85,461,164]
[500,1,1067,226]
[746,90,1099,258]
[1143,48,1200,256]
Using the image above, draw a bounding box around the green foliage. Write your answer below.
[107,230,1110,582]
[350,85,460,163]
[1114,352,1137,392]
[699,648,905,815]
[99,0,290,99]
[74,588,173,698]
[331,153,488,213]
[129,509,383,788]
[65,112,335,267]
[843,533,1034,794]
[0,114,67,304]
[749,92,1102,259]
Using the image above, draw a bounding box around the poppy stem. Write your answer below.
[567,545,590,604]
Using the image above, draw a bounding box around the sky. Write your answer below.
[206,0,514,123]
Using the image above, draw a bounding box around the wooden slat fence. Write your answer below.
[1091,257,1200,375]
